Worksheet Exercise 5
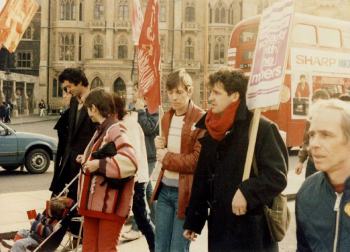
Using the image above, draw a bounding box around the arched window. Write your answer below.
[118,36,128,59]
[214,1,225,23]
[185,5,195,22]
[93,35,104,58]
[118,0,129,21]
[214,37,225,64]
[94,0,104,19]
[228,4,234,24]
[209,4,212,23]
[22,25,33,40]
[91,77,104,89]
[113,77,126,98]
[60,0,76,20]
[59,33,75,61]
[185,38,194,60]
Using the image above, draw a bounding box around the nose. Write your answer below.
[309,134,320,150]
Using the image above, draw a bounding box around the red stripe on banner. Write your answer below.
[137,0,160,114]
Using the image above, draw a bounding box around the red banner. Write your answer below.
[0,0,39,52]
[137,0,160,114]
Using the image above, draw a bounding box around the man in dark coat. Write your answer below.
[183,69,288,251]
[49,68,96,205]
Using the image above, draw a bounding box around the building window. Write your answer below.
[60,0,76,20]
[113,77,126,98]
[78,34,82,61]
[79,1,83,21]
[160,3,166,22]
[16,51,32,68]
[214,37,225,64]
[52,78,63,97]
[228,4,234,24]
[118,36,128,59]
[118,0,129,21]
[93,35,104,58]
[94,0,104,19]
[185,38,194,60]
[215,1,226,23]
[22,25,33,40]
[91,77,104,89]
[160,35,166,62]
[209,4,212,23]
[185,5,195,22]
[59,33,75,61]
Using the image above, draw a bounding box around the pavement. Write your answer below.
[0,115,304,251]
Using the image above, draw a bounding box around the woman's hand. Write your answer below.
[83,160,100,173]
[183,230,198,241]
[76,154,84,164]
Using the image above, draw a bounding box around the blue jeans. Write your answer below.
[155,184,190,252]
[11,229,39,252]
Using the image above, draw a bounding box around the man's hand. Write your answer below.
[83,160,99,173]
[295,162,304,175]
[156,148,168,162]
[183,230,198,241]
[76,154,84,164]
[134,98,145,110]
[232,188,247,216]
[155,136,166,149]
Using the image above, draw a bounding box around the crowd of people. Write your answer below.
[4,66,350,252]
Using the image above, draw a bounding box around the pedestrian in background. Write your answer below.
[295,89,330,177]
[0,102,5,122]
[152,69,204,252]
[39,99,46,117]
[183,69,287,251]
[296,99,350,251]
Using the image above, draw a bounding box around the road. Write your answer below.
[0,120,301,251]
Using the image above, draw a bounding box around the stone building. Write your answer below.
[38,0,350,111]
[0,8,41,116]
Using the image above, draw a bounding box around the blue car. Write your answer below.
[0,121,57,174]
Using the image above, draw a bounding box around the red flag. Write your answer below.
[137,0,160,114]
[0,0,39,53]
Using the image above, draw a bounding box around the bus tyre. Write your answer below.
[25,149,50,174]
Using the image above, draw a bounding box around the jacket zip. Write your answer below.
[333,192,343,252]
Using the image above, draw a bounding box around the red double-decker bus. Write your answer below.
[228,13,350,147]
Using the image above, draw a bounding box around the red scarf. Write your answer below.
[205,101,240,141]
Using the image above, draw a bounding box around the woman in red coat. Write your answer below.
[77,88,137,252]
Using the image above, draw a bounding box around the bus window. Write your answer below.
[239,27,258,44]
[292,24,316,45]
[318,27,341,48]
[343,31,350,48]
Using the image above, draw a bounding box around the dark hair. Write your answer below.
[208,69,248,98]
[166,68,192,91]
[312,89,330,101]
[84,88,115,118]
[112,93,127,120]
[58,68,89,87]
[339,94,350,102]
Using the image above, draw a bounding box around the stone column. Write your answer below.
[23,82,29,115]
[105,0,114,59]
[11,81,18,117]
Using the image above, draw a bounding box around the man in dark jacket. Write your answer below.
[49,68,96,236]
[296,99,350,251]
[183,69,288,251]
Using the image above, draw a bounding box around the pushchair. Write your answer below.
[32,173,83,252]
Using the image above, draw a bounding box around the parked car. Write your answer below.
[0,121,57,174]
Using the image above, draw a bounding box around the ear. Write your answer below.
[187,86,193,96]
[231,92,240,102]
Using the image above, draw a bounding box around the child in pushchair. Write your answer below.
[2,197,74,252]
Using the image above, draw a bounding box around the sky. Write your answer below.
[0,0,5,13]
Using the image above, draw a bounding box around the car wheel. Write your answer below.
[25,149,50,174]
[2,165,19,171]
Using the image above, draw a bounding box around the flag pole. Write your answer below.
[203,0,209,110]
